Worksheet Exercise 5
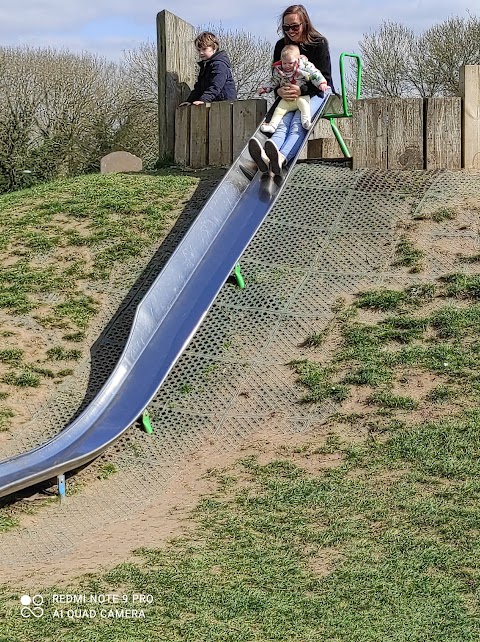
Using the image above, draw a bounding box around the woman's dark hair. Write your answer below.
[278,4,324,44]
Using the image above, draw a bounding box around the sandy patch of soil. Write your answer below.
[2,425,344,589]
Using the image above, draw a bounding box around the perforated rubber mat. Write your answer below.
[1,162,479,569]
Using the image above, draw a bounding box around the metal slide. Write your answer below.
[0,93,338,500]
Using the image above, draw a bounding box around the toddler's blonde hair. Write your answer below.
[281,44,300,59]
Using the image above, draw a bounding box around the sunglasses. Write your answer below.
[282,23,302,32]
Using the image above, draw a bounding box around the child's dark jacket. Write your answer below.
[186,50,237,103]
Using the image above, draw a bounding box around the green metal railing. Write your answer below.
[322,52,362,158]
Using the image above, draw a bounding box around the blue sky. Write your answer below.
[0,1,477,87]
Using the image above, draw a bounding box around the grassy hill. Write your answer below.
[0,172,198,434]
[0,168,479,641]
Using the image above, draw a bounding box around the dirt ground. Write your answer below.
[2,424,346,589]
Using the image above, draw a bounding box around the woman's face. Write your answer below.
[282,12,304,43]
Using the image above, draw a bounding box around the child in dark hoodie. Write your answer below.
[179,32,237,106]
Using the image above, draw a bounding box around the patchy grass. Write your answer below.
[355,283,436,312]
[289,277,480,424]
[394,237,424,272]
[0,172,196,328]
[0,408,14,431]
[0,515,19,533]
[1,409,480,640]
[97,463,117,480]
[302,330,327,347]
[46,346,82,361]
[441,273,480,300]
[290,360,349,403]
[0,349,23,367]
[2,370,40,388]
[367,388,418,410]
[431,207,457,223]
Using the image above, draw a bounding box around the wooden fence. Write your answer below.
[173,100,355,168]
[174,100,267,168]
[352,97,462,170]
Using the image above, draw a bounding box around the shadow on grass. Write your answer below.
[0,167,226,507]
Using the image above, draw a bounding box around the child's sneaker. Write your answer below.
[248,137,270,173]
[260,123,276,134]
[301,116,311,129]
[264,139,286,175]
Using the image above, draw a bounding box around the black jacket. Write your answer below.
[186,50,237,103]
[273,37,334,95]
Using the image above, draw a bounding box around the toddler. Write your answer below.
[258,44,328,132]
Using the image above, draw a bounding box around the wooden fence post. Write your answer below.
[190,104,210,169]
[460,65,480,169]
[232,100,267,158]
[388,98,423,170]
[174,105,191,167]
[209,102,233,166]
[425,98,461,170]
[157,10,196,160]
[352,99,388,169]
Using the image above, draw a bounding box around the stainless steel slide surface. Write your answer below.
[0,93,336,499]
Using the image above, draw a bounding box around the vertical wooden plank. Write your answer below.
[308,117,352,156]
[425,97,461,169]
[323,137,353,158]
[232,99,267,158]
[352,99,388,169]
[387,98,423,169]
[174,105,191,166]
[460,65,480,169]
[157,11,196,159]
[310,118,332,140]
[189,104,209,168]
[338,118,352,139]
[307,138,323,158]
[208,102,233,166]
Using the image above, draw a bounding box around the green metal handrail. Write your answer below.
[321,52,362,158]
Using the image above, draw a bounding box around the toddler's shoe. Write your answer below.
[301,117,311,129]
[248,137,270,173]
[264,139,286,175]
[260,123,276,134]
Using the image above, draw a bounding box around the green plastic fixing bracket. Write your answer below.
[142,411,153,435]
[234,263,245,289]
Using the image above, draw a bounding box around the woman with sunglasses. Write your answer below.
[248,4,333,175]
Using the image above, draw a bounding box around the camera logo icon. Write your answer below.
[20,595,44,618]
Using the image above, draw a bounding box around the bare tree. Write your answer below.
[0,47,44,190]
[357,21,414,97]
[419,14,480,95]
[32,49,121,176]
[357,14,480,98]
[199,23,273,99]
[116,41,159,166]
[0,46,123,191]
